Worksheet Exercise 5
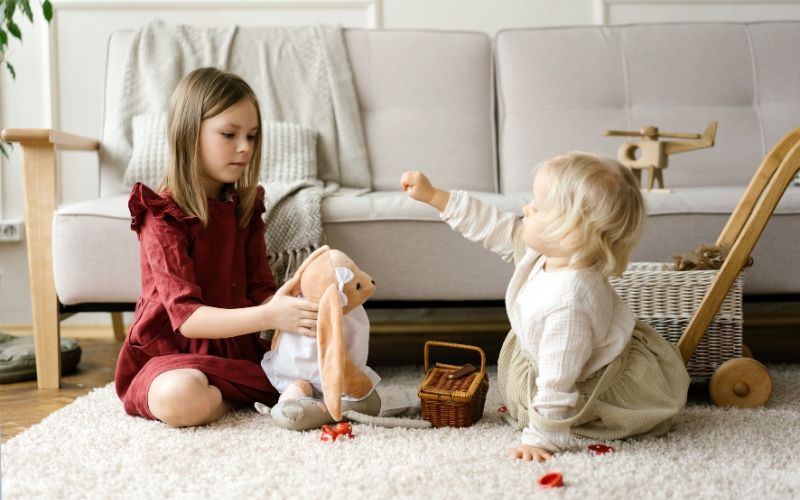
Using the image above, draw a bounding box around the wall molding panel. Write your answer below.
[602,0,800,24]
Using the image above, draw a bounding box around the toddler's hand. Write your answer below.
[263,279,318,336]
[401,170,436,203]
[509,445,552,462]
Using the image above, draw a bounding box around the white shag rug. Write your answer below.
[2,364,800,499]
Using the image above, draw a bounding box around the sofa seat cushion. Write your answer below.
[637,186,800,294]
[53,195,141,305]
[51,186,800,305]
[638,211,800,294]
[52,191,519,303]
[322,190,528,223]
[323,191,521,300]
[644,186,800,215]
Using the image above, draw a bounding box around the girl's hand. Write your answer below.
[401,171,451,212]
[401,170,436,203]
[263,278,318,336]
[509,445,552,462]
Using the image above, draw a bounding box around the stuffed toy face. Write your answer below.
[296,248,376,314]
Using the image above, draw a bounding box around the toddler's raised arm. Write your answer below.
[401,171,520,262]
[401,170,451,211]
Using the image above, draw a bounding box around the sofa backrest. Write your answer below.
[101,28,497,196]
[495,22,800,193]
[344,30,496,192]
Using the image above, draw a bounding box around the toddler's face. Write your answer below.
[522,167,574,261]
[197,98,259,198]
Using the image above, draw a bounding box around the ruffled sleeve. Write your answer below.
[129,182,200,237]
[245,185,277,305]
[128,182,205,333]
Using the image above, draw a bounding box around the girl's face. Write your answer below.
[197,98,259,198]
[522,167,575,269]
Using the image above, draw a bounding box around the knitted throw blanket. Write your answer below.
[105,20,371,282]
[260,122,325,283]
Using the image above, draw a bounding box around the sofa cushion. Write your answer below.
[52,192,518,304]
[322,190,527,223]
[53,196,141,304]
[748,22,800,149]
[52,186,800,304]
[496,22,800,192]
[124,112,169,189]
[0,332,82,383]
[123,112,319,189]
[645,186,800,215]
[343,30,497,193]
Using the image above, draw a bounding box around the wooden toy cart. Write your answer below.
[678,128,800,408]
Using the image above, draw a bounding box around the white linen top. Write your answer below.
[441,190,634,451]
[261,304,381,401]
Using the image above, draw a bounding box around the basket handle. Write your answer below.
[423,340,486,374]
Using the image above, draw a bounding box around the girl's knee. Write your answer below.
[148,369,222,427]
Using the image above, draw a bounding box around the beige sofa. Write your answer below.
[6,21,800,388]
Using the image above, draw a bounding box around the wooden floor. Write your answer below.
[1,298,798,443]
[0,338,122,443]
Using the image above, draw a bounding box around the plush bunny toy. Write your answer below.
[257,245,431,431]
[258,245,383,430]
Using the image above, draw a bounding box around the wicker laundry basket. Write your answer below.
[418,341,489,428]
[608,262,743,378]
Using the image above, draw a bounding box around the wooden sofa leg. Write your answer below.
[20,143,62,389]
[111,312,126,340]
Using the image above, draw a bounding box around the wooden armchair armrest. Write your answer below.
[1,128,100,389]
[2,128,100,151]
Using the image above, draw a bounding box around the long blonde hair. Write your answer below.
[159,67,262,228]
[535,152,646,277]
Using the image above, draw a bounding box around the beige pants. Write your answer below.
[498,321,690,441]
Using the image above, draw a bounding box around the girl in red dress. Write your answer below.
[115,67,318,427]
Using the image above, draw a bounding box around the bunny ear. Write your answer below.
[287,245,330,295]
[317,284,345,421]
[293,245,330,279]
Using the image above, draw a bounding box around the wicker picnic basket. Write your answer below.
[418,341,489,428]
[608,262,743,378]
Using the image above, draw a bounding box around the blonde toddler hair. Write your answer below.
[536,152,646,277]
[159,67,262,229]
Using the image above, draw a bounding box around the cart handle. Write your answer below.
[678,130,800,362]
[423,340,486,374]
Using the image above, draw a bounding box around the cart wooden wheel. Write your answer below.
[741,343,753,359]
[709,358,772,408]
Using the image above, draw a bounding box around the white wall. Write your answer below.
[0,5,48,323]
[1,0,798,325]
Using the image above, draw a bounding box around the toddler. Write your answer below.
[402,152,690,461]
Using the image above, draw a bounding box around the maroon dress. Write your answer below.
[115,183,279,419]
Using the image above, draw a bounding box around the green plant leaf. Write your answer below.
[0,29,7,48]
[42,0,52,22]
[7,21,21,41]
[6,61,15,79]
[5,0,18,21]
[20,0,33,22]
[0,141,12,158]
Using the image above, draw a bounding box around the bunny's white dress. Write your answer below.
[260,304,381,401]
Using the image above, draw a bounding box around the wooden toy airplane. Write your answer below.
[604,121,717,192]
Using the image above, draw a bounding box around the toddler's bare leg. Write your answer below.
[148,368,231,427]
